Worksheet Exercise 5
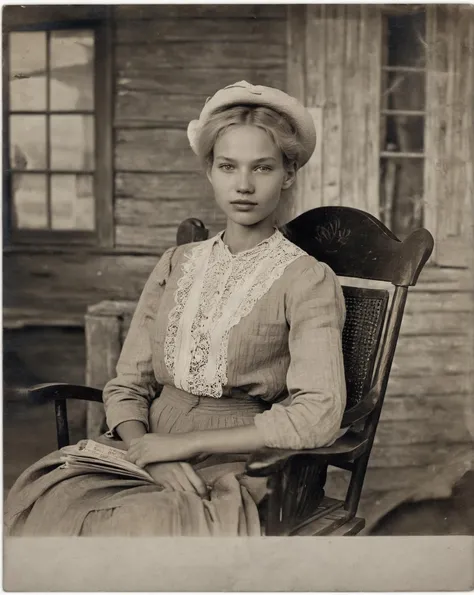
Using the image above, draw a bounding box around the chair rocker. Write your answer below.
[25,208,434,537]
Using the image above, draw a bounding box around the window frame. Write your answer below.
[378,8,427,237]
[3,17,114,248]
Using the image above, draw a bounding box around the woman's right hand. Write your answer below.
[146,462,209,499]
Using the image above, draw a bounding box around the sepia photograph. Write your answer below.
[2,1,473,590]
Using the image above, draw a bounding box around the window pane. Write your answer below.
[9,32,47,110]
[10,115,47,170]
[386,12,426,68]
[51,174,95,230]
[380,157,424,239]
[382,71,425,112]
[50,115,94,170]
[382,115,424,153]
[11,173,48,229]
[50,30,94,111]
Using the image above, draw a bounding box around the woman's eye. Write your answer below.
[255,165,272,172]
[218,164,234,171]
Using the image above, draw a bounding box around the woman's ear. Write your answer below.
[282,166,297,190]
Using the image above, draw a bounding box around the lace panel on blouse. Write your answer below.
[164,230,306,398]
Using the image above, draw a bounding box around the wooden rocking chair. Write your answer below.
[25,207,434,537]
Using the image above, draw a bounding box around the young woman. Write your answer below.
[5,82,347,536]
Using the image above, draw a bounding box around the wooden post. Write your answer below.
[85,303,124,438]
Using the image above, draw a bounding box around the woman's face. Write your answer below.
[207,125,295,228]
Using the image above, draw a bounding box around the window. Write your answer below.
[379,9,426,239]
[4,19,112,246]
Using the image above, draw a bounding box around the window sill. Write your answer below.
[3,244,161,256]
[3,307,85,329]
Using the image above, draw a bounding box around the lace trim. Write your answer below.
[164,238,214,390]
[164,231,307,398]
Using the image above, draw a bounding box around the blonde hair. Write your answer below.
[198,105,303,225]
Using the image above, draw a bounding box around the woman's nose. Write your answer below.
[236,171,255,194]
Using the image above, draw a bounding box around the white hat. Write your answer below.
[187,81,316,168]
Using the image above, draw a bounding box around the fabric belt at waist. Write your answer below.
[157,385,270,416]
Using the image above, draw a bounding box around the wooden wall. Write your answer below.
[285,4,473,525]
[286,5,382,219]
[424,5,474,268]
[113,4,287,250]
[4,4,287,325]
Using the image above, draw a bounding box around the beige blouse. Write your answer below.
[103,229,347,450]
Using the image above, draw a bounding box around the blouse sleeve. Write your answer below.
[253,257,347,449]
[103,246,177,435]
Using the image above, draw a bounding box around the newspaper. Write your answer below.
[59,439,154,482]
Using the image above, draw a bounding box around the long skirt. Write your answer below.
[4,386,325,537]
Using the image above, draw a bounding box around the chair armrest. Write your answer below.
[341,387,379,428]
[245,432,369,477]
[26,383,103,404]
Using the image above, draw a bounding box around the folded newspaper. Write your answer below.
[59,439,154,482]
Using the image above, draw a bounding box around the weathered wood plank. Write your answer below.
[116,68,286,94]
[367,442,471,468]
[4,327,86,387]
[392,335,471,376]
[285,4,308,219]
[115,18,286,43]
[3,5,107,28]
[426,5,474,267]
[423,6,438,260]
[115,223,226,251]
[115,225,181,251]
[115,92,206,126]
[115,172,211,200]
[326,456,471,494]
[296,107,324,217]
[115,198,225,228]
[341,6,361,207]
[3,252,161,316]
[85,314,122,437]
[114,5,286,20]
[387,373,470,397]
[286,5,306,103]
[305,4,326,108]
[340,266,474,292]
[115,129,199,172]
[116,42,286,70]
[399,310,472,335]
[404,291,473,312]
[322,6,345,206]
[381,394,468,421]
[366,5,382,215]
[356,5,369,212]
[374,417,471,445]
[303,6,326,213]
[295,5,381,215]
[87,300,136,318]
[413,265,473,292]
[3,307,84,328]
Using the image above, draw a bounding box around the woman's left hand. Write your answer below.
[126,433,198,467]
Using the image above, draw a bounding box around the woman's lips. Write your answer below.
[230,200,257,211]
